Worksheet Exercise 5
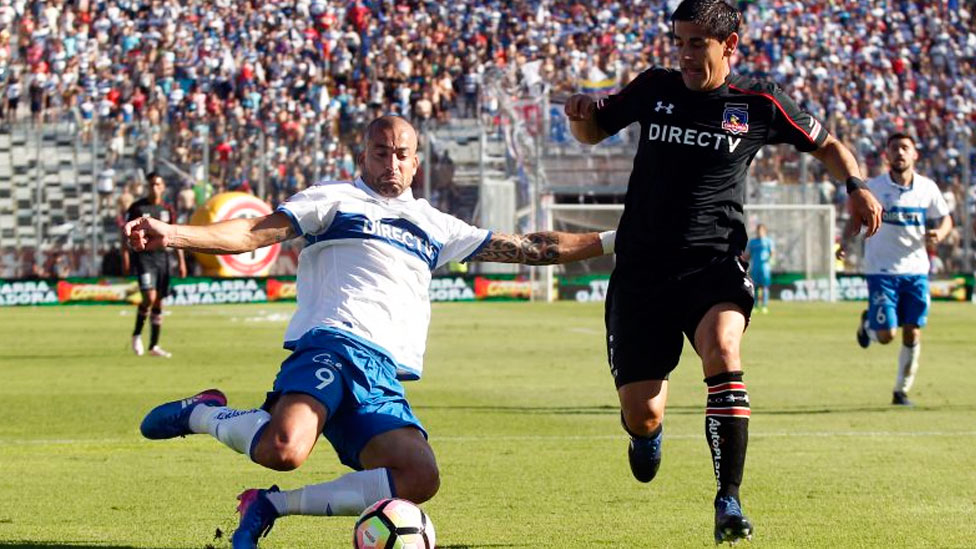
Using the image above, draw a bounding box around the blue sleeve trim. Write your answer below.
[461,231,493,263]
[275,207,304,237]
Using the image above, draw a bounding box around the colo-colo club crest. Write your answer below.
[721,103,749,135]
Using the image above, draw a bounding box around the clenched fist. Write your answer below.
[124,216,173,252]
[564,94,597,122]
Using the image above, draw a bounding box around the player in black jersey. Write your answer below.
[122,172,186,358]
[565,0,882,544]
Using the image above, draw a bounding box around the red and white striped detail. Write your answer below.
[708,382,747,394]
[729,84,821,145]
[706,407,752,418]
[808,119,823,142]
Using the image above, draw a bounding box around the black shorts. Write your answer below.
[134,255,170,294]
[605,255,755,388]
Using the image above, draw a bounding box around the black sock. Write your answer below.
[133,308,148,336]
[149,309,162,348]
[704,371,750,503]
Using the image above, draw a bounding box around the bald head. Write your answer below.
[358,116,421,198]
[365,116,418,147]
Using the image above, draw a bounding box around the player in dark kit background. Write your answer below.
[122,172,186,358]
[564,0,882,544]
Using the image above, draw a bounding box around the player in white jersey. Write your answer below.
[125,116,617,549]
[839,134,952,406]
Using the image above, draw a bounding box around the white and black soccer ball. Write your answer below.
[353,498,436,549]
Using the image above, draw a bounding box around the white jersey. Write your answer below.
[277,178,491,380]
[863,172,950,275]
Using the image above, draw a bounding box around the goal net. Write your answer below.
[544,203,837,302]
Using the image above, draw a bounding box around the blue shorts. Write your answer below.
[750,265,771,287]
[263,327,426,470]
[865,274,929,330]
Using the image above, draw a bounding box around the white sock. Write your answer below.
[188,405,271,458]
[265,468,394,517]
[894,343,921,393]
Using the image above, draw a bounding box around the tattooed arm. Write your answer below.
[468,231,613,265]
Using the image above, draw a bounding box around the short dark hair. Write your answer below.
[671,0,741,40]
[886,133,916,147]
[146,171,164,183]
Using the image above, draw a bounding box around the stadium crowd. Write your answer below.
[0,0,973,277]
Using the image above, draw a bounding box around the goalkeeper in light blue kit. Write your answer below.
[839,133,952,406]
[744,224,774,313]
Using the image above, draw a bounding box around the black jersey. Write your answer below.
[595,68,828,275]
[126,198,176,264]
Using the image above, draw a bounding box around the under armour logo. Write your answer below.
[655,101,674,114]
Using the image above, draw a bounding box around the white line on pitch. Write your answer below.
[2,430,975,446]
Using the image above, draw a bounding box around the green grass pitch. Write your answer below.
[1,301,975,548]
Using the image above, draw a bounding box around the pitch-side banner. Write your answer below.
[0,280,60,306]
[0,275,535,306]
[4,274,972,307]
[557,274,975,303]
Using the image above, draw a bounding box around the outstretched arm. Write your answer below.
[468,230,614,265]
[124,211,297,255]
[809,135,882,237]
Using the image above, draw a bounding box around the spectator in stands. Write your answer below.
[96,166,116,211]
[28,72,43,127]
[176,179,196,223]
[47,246,72,279]
[19,246,42,278]
[461,66,481,119]
[0,247,17,278]
[5,75,19,123]
[76,245,98,278]
[108,126,126,167]
[0,0,972,271]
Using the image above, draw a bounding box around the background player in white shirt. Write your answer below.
[125,116,616,549]
[839,133,952,406]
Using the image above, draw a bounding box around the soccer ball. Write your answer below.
[353,498,436,549]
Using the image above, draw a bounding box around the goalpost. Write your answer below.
[543,203,837,302]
